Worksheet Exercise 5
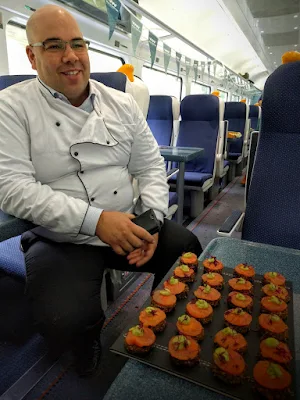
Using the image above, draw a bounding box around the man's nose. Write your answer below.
[61,43,79,63]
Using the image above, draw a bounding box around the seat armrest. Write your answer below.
[166,168,179,180]
[0,210,36,242]
[217,210,244,237]
[224,120,229,158]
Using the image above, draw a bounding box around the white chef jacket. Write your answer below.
[0,78,169,245]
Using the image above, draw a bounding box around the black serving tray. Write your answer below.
[110,263,296,400]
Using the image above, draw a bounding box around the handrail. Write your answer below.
[121,0,250,87]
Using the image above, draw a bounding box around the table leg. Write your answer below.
[176,161,185,224]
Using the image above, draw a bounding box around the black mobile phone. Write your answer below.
[132,209,161,235]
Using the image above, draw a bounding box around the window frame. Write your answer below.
[143,64,183,100]
[6,21,124,75]
[190,81,211,95]
[88,46,125,67]
[217,88,228,101]
[231,93,240,102]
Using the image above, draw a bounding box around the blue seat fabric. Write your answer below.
[0,73,127,92]
[228,152,242,160]
[90,72,127,92]
[0,236,25,280]
[249,105,259,130]
[0,75,36,90]
[225,102,246,157]
[242,61,300,250]
[147,95,174,146]
[170,95,219,187]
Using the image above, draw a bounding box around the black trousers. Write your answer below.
[21,219,202,348]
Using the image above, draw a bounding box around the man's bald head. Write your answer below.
[25,4,90,107]
[26,5,81,44]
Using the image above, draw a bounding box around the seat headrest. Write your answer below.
[171,97,180,120]
[181,95,219,121]
[126,76,150,118]
[249,105,259,118]
[147,96,173,120]
[0,75,36,90]
[262,61,300,134]
[90,72,127,92]
[224,102,247,120]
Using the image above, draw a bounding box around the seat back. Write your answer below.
[91,72,150,118]
[0,75,36,90]
[249,105,260,130]
[225,102,248,156]
[242,61,300,249]
[245,130,259,203]
[147,95,180,146]
[177,95,222,175]
[90,71,127,92]
[127,75,150,118]
[0,73,126,92]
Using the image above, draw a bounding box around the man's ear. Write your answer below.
[26,46,37,71]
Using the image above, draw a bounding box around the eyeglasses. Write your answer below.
[30,39,90,53]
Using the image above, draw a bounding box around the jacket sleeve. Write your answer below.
[127,96,169,222]
[0,98,89,236]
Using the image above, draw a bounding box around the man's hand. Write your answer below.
[127,233,159,267]
[95,211,154,256]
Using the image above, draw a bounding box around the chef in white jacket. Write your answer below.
[0,4,202,376]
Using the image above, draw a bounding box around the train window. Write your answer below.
[142,66,182,100]
[190,82,211,95]
[88,48,124,72]
[6,22,123,75]
[231,94,240,101]
[218,89,228,101]
[6,21,37,75]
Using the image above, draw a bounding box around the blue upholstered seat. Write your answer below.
[169,94,220,188]
[242,61,300,249]
[0,74,36,90]
[0,236,25,280]
[147,95,174,146]
[0,73,126,92]
[182,172,213,185]
[249,105,259,130]
[90,72,127,92]
[225,102,247,160]
[224,160,230,168]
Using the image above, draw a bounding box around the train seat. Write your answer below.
[0,235,25,280]
[249,104,261,130]
[0,74,36,90]
[90,71,127,91]
[169,94,224,217]
[145,95,180,219]
[225,101,249,163]
[92,72,150,119]
[218,61,300,250]
[225,101,249,180]
[242,61,300,248]
[147,95,180,146]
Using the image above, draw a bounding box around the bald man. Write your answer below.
[0,5,201,376]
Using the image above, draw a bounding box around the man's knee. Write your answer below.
[183,229,202,255]
[160,219,202,256]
